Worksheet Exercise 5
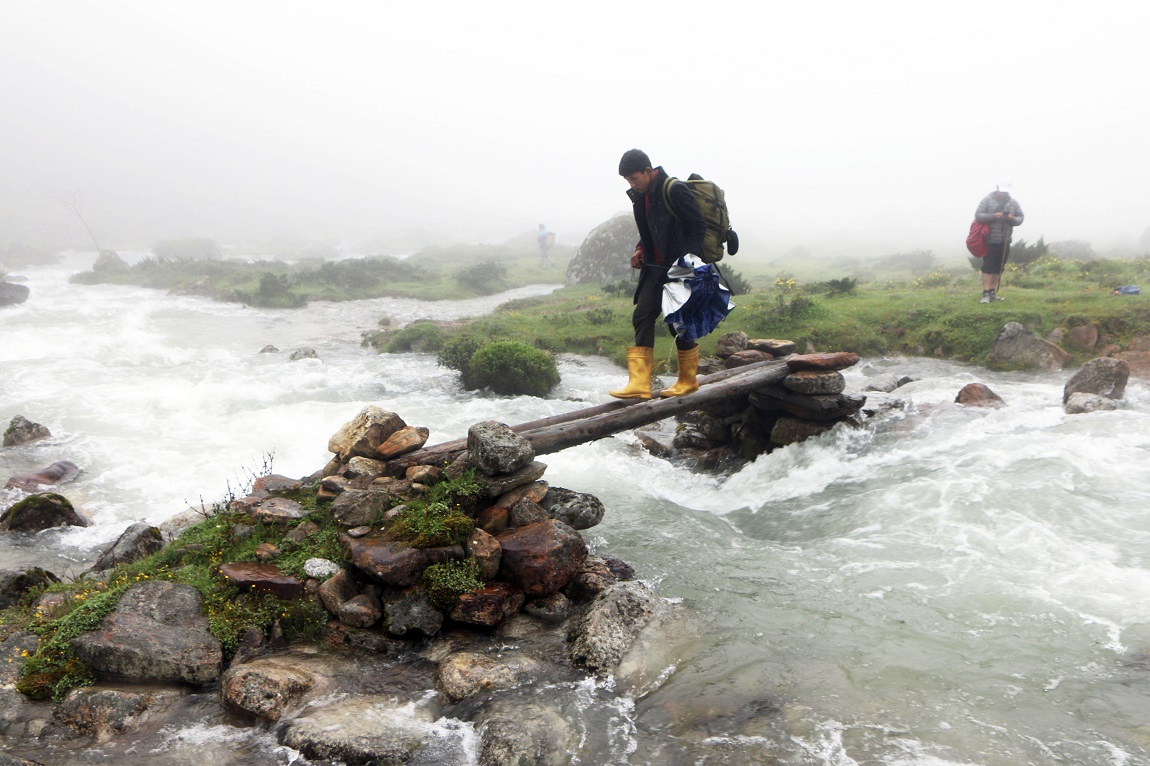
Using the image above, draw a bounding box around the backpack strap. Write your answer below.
[661,177,683,221]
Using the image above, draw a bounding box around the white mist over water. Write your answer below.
[4,257,1150,764]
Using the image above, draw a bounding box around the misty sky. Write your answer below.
[3,1,1148,256]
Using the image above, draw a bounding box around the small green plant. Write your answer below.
[913,272,952,289]
[585,307,614,325]
[463,340,559,396]
[420,558,484,611]
[388,501,475,548]
[437,334,484,372]
[601,280,631,296]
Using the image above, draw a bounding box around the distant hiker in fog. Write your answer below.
[610,148,707,400]
[537,224,554,265]
[975,178,1024,303]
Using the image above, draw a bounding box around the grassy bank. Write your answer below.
[69,243,573,307]
[420,256,1150,371]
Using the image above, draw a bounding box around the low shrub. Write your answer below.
[388,501,475,548]
[387,321,444,353]
[437,334,484,372]
[420,559,484,611]
[463,341,560,397]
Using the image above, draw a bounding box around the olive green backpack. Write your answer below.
[661,173,739,263]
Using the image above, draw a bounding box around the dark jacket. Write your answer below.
[628,167,706,303]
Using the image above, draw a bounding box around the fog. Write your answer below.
[3,1,1149,258]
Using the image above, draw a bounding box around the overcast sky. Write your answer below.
[3,1,1148,257]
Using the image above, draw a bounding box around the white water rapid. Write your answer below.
[3,253,1150,765]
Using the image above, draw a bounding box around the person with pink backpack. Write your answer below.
[974,178,1025,303]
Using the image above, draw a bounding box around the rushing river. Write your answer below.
[3,253,1150,765]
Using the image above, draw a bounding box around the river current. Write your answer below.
[3,253,1150,765]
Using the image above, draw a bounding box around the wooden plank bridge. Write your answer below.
[387,358,794,473]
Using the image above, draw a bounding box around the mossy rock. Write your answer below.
[1,493,88,532]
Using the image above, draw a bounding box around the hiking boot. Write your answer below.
[980,290,992,304]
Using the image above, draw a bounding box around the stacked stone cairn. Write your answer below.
[638,332,867,469]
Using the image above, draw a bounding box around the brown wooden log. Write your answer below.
[383,359,791,473]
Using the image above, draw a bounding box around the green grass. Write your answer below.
[418,258,1150,371]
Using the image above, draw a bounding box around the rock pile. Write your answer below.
[637,332,867,468]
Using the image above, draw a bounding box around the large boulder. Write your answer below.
[0,492,88,531]
[222,659,315,721]
[70,581,223,685]
[568,580,661,674]
[89,522,164,571]
[2,416,50,447]
[496,520,587,598]
[564,213,639,285]
[955,382,1005,407]
[539,487,605,530]
[327,406,407,461]
[1062,357,1129,403]
[986,322,1071,370]
[0,280,30,307]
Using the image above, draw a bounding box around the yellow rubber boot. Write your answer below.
[609,346,654,399]
[660,346,699,398]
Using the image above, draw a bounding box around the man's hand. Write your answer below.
[630,248,644,269]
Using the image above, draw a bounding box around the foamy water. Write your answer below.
[3,254,1150,764]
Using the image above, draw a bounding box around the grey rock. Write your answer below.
[1063,357,1129,403]
[564,213,639,285]
[569,580,661,674]
[328,488,395,527]
[508,497,548,527]
[435,651,534,704]
[0,568,60,610]
[327,406,407,461]
[1065,392,1118,414]
[539,487,605,530]
[303,558,341,580]
[89,523,164,572]
[279,696,440,766]
[987,321,1071,370]
[289,347,318,361]
[782,370,847,395]
[2,416,50,447]
[54,687,162,741]
[477,697,578,766]
[468,421,535,476]
[384,587,444,637]
[338,593,383,628]
[0,280,30,307]
[221,659,315,721]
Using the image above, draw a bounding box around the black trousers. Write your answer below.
[982,241,1009,274]
[632,265,695,350]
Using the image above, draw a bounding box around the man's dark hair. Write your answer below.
[618,149,651,177]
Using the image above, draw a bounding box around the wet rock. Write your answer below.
[476,461,548,497]
[289,347,318,361]
[477,697,578,766]
[0,568,60,610]
[339,593,383,628]
[723,349,775,368]
[318,568,359,615]
[1,632,38,686]
[497,520,587,598]
[2,416,51,447]
[986,322,1070,370]
[221,659,315,721]
[1065,324,1099,350]
[564,555,622,601]
[1063,357,1129,403]
[493,480,549,509]
[285,520,321,543]
[782,370,846,395]
[449,581,525,627]
[523,592,572,624]
[466,528,502,580]
[347,537,463,587]
[384,587,444,636]
[508,497,548,527]
[54,687,163,741]
[219,562,303,600]
[1065,392,1118,414]
[770,417,835,446]
[4,460,80,492]
[863,372,914,393]
[749,388,866,422]
[715,331,748,359]
[748,338,795,355]
[89,522,164,571]
[785,351,861,372]
[375,425,430,459]
[635,430,675,458]
[70,582,223,685]
[405,464,442,485]
[327,406,407,462]
[0,492,88,531]
[251,474,304,494]
[251,497,306,524]
[539,487,605,530]
[252,542,279,560]
[279,695,438,766]
[955,382,1005,407]
[468,421,535,476]
[435,650,532,703]
[328,487,395,527]
[344,456,388,481]
[569,580,661,674]
[1112,349,1150,379]
[259,344,279,353]
[0,280,30,307]
[476,505,510,534]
